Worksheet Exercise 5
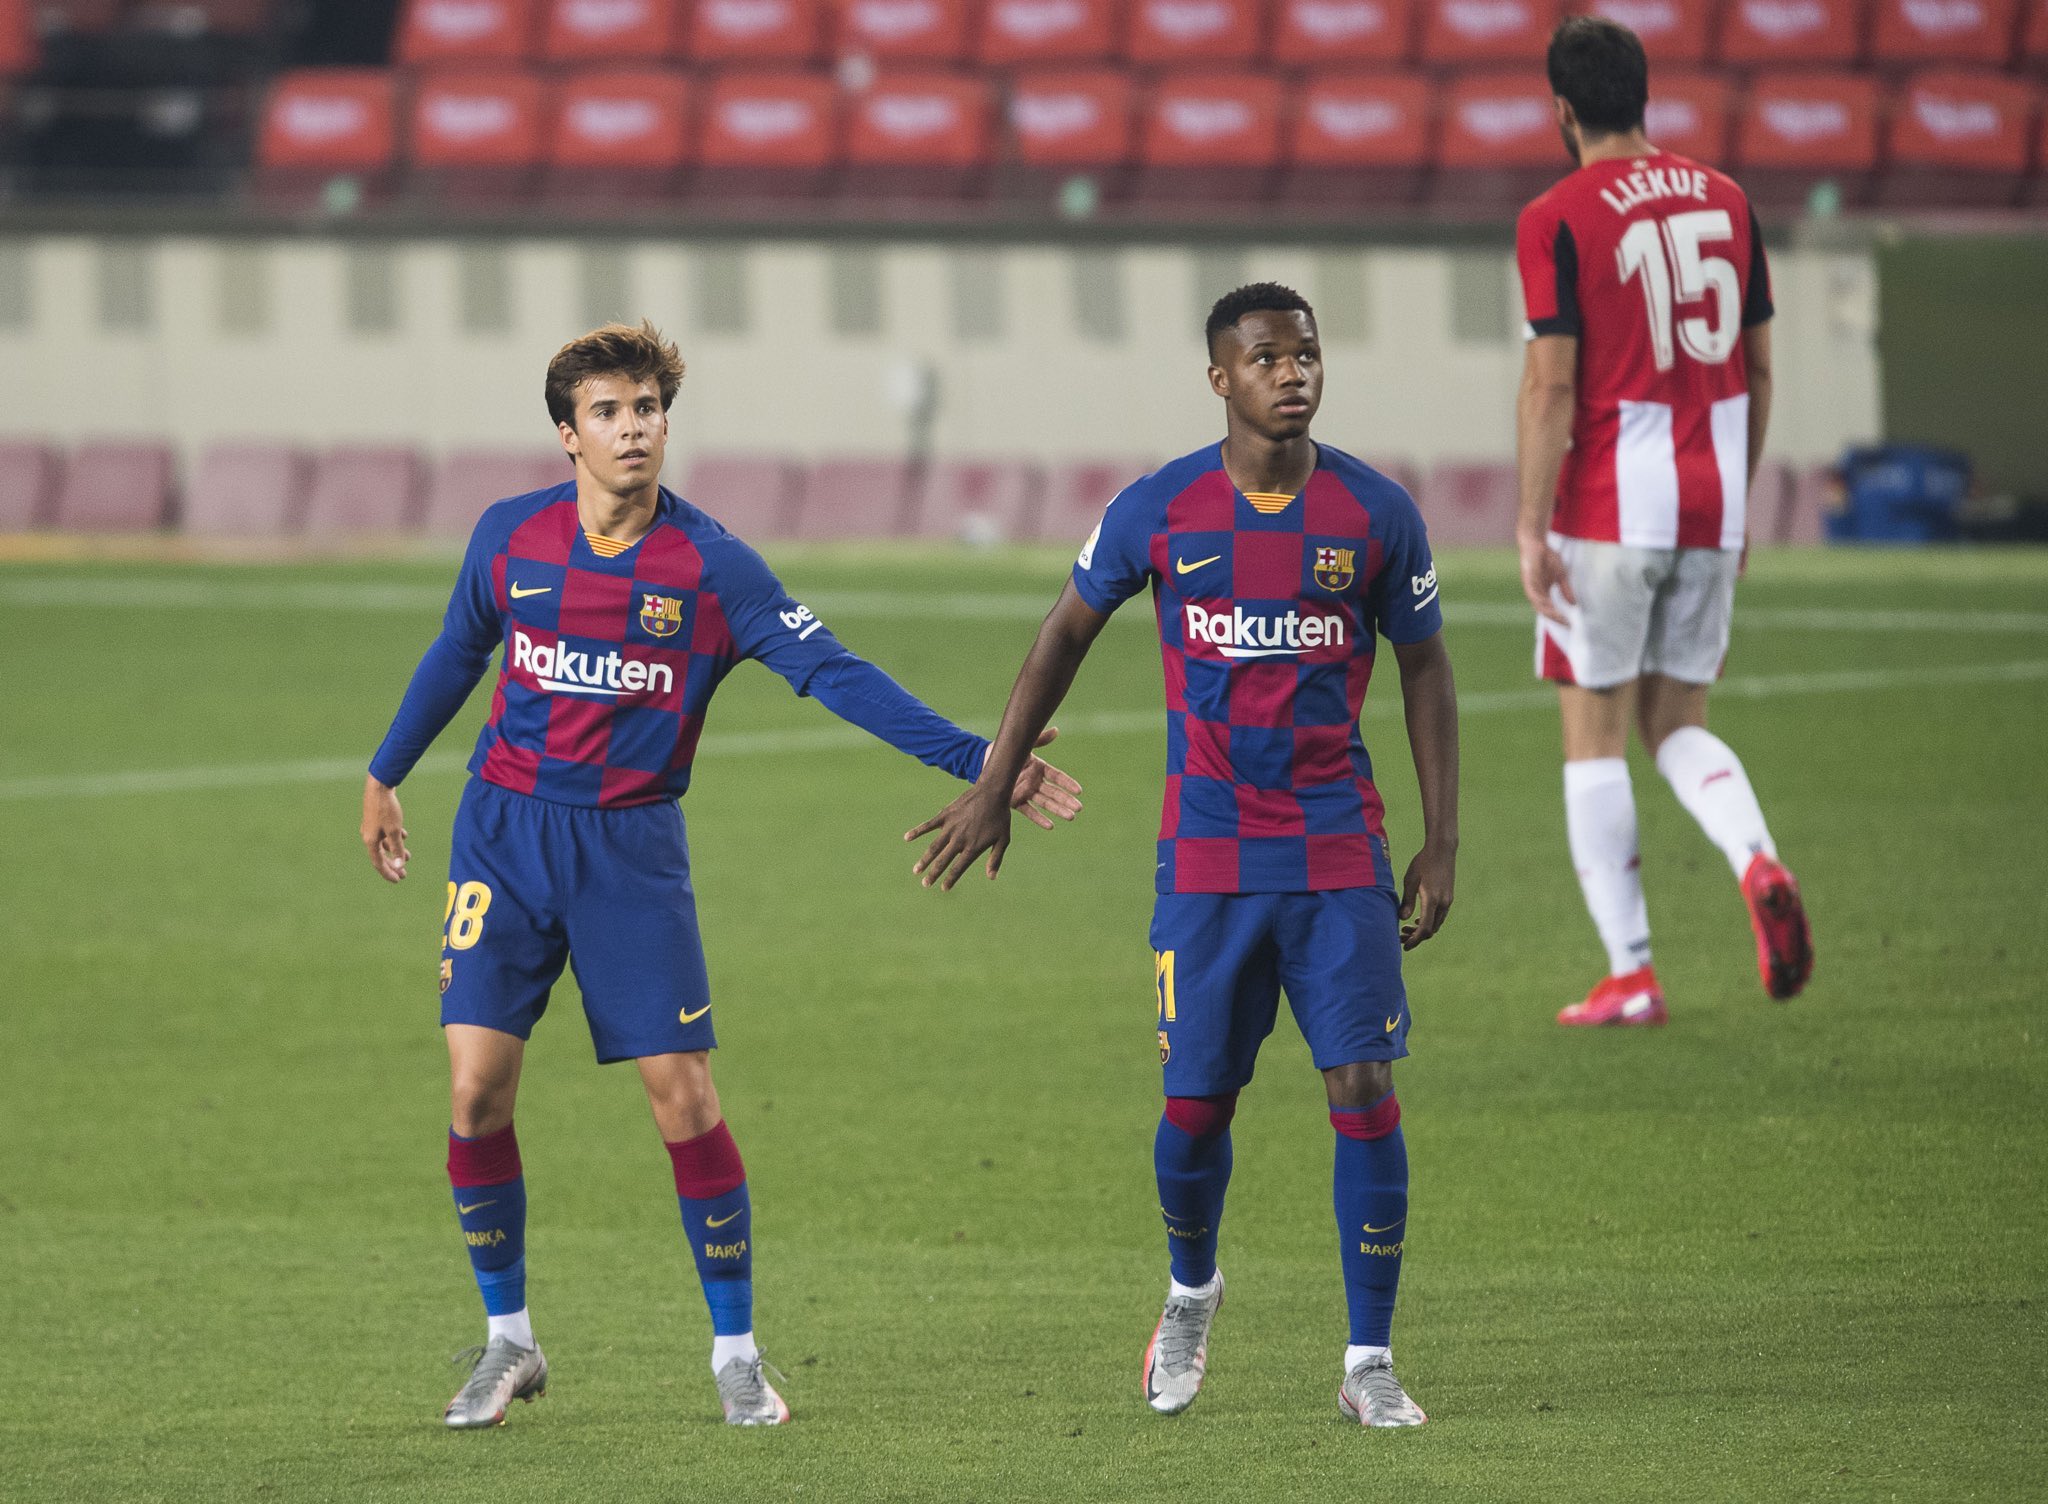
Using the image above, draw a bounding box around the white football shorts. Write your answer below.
[1534,534,1739,690]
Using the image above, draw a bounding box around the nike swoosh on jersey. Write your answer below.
[706,1209,743,1229]
[678,1003,712,1024]
[1174,555,1222,576]
[509,584,552,599]
[457,1200,497,1215]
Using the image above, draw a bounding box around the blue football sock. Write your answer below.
[1332,1094,1407,1347]
[447,1126,528,1318]
[1155,1101,1234,1288]
[677,1183,753,1336]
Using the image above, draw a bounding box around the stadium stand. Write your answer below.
[977,0,1120,64]
[1138,70,1283,203]
[255,69,403,202]
[1870,0,2019,66]
[1034,456,1154,540]
[795,457,918,537]
[52,441,176,531]
[689,0,828,62]
[2028,0,2048,66]
[407,67,549,200]
[303,445,427,534]
[395,0,541,65]
[540,0,684,61]
[681,453,804,537]
[1414,460,1519,545]
[1576,0,1712,64]
[1283,70,1431,210]
[0,0,35,75]
[130,1,278,36]
[696,69,842,197]
[543,67,692,199]
[1005,67,1138,192]
[914,458,1045,540]
[838,0,974,62]
[1718,0,1866,66]
[1420,0,1563,64]
[1272,0,1416,64]
[185,443,311,535]
[1434,69,1566,208]
[844,70,996,197]
[0,440,59,530]
[1880,68,2038,205]
[1125,0,1268,65]
[423,449,568,535]
[1735,71,1881,206]
[1642,68,1733,163]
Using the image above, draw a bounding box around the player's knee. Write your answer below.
[1323,1059,1393,1111]
[449,1081,515,1139]
[1164,1092,1239,1140]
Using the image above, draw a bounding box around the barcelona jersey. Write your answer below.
[1071,443,1441,895]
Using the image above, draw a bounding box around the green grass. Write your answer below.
[1,546,2043,1503]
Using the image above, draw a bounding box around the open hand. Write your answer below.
[361,775,411,883]
[906,728,1081,890]
[1398,839,1455,950]
[1518,531,1575,627]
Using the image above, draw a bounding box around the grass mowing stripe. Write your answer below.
[5,657,2040,803]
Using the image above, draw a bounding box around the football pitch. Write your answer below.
[2,544,2043,1503]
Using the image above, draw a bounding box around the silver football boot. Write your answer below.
[1338,1354,1427,1427]
[443,1337,548,1429]
[1141,1271,1224,1415]
[715,1354,790,1426]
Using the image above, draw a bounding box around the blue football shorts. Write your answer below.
[439,777,715,1064]
[1149,887,1411,1096]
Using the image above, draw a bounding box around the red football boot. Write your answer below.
[1556,966,1667,1027]
[1741,853,1813,1001]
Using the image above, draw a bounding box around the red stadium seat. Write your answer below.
[1718,0,1866,65]
[697,70,842,195]
[1007,67,1138,164]
[0,0,37,73]
[1434,69,1569,208]
[1139,71,1282,202]
[1570,0,1710,62]
[544,68,692,198]
[423,449,569,536]
[1415,462,1517,546]
[837,0,973,61]
[409,68,550,197]
[1283,71,1431,209]
[795,458,918,538]
[53,443,176,533]
[2027,0,2048,67]
[1735,71,1880,205]
[0,441,59,530]
[303,446,428,535]
[1881,68,2037,205]
[1272,0,1416,64]
[1643,68,1732,163]
[1035,456,1154,541]
[1419,0,1562,63]
[845,70,994,193]
[914,459,1045,540]
[1125,0,1268,65]
[185,443,313,536]
[1871,0,2018,64]
[541,0,682,59]
[978,0,1119,63]
[690,0,827,61]
[257,70,402,174]
[397,0,542,64]
[680,453,804,539]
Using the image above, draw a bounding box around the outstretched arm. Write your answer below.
[1389,632,1459,949]
[907,581,1111,890]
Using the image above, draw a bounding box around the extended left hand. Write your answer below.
[906,728,1082,889]
[1398,840,1456,950]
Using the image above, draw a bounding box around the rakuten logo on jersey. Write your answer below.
[1184,603,1346,659]
[512,629,674,697]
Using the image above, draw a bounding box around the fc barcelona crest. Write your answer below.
[1313,546,1356,593]
[639,593,683,638]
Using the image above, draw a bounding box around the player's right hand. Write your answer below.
[361,775,411,883]
[906,782,1013,891]
[1517,531,1576,627]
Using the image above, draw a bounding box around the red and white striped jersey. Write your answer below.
[1516,150,1773,551]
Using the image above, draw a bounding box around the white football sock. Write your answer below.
[1655,726,1777,880]
[711,1332,759,1374]
[1168,1274,1221,1303]
[487,1308,535,1350]
[1564,758,1652,977]
[1345,1344,1391,1373]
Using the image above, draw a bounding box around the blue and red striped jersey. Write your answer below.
[370,483,986,807]
[1071,443,1441,895]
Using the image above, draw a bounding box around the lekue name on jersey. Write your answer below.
[1600,164,1712,218]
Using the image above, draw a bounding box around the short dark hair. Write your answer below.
[544,318,686,429]
[1205,282,1315,355]
[1546,16,1648,136]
